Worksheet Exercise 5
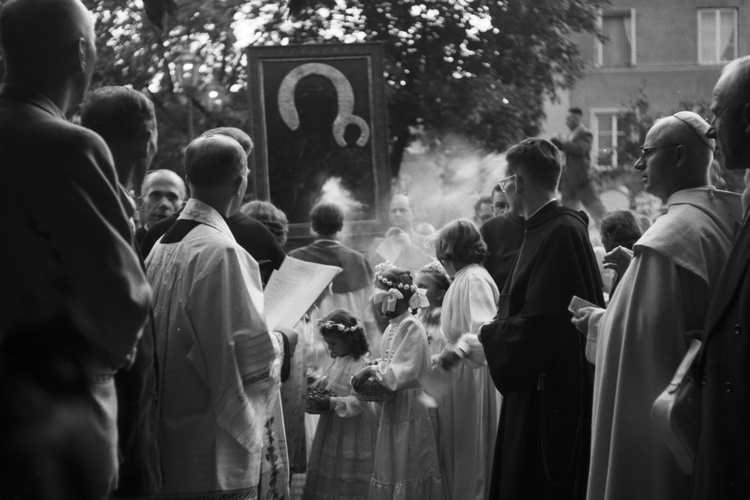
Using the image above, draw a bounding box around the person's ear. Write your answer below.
[674,144,687,167]
[436,289,446,303]
[77,37,89,73]
[234,173,244,195]
[184,176,193,201]
[514,173,524,195]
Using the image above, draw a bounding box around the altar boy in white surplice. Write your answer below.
[146,135,295,499]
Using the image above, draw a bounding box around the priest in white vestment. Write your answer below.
[147,135,292,499]
[573,112,742,500]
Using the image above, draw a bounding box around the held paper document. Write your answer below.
[568,295,598,316]
[264,256,341,332]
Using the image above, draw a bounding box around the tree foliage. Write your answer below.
[80,0,255,176]
[0,0,608,177]
[247,0,608,171]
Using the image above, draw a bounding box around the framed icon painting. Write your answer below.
[247,42,390,245]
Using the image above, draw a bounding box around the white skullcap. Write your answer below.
[672,111,715,150]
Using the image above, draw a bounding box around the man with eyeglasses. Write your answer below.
[479,138,605,499]
[572,111,741,500]
[691,55,750,499]
[551,107,608,227]
[480,174,525,292]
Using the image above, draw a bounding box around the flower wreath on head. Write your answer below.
[317,320,360,333]
[372,263,430,313]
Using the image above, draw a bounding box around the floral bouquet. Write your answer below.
[352,371,394,402]
[305,386,334,412]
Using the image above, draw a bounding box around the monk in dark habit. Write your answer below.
[479,138,605,499]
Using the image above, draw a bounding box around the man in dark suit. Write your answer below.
[81,86,162,498]
[140,127,286,285]
[0,1,150,498]
[691,54,750,499]
[552,107,607,226]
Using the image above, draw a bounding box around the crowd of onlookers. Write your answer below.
[4,1,750,500]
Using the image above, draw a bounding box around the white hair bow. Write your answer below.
[373,288,403,314]
[409,287,430,310]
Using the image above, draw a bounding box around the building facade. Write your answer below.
[545,0,749,169]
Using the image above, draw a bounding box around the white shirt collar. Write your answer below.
[177,198,234,240]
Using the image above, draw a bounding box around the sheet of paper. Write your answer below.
[568,295,598,316]
[264,256,341,331]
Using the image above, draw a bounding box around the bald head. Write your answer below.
[709,55,750,170]
[184,135,249,217]
[636,112,713,201]
[139,170,186,229]
[651,112,714,166]
[142,169,185,197]
[1,0,93,73]
[185,135,247,187]
[0,0,96,113]
[201,127,254,156]
[718,56,750,109]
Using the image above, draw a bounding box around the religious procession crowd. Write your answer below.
[3,1,750,500]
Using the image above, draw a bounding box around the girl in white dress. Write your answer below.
[434,219,500,500]
[353,264,447,500]
[303,310,378,500]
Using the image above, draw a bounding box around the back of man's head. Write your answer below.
[185,135,247,188]
[711,56,750,170]
[201,127,254,156]
[81,87,155,144]
[720,55,750,110]
[506,138,561,192]
[81,87,157,186]
[0,0,92,77]
[241,200,289,246]
[310,201,345,235]
[600,210,642,252]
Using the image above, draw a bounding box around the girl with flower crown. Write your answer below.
[302,309,378,500]
[432,219,501,500]
[352,264,447,500]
